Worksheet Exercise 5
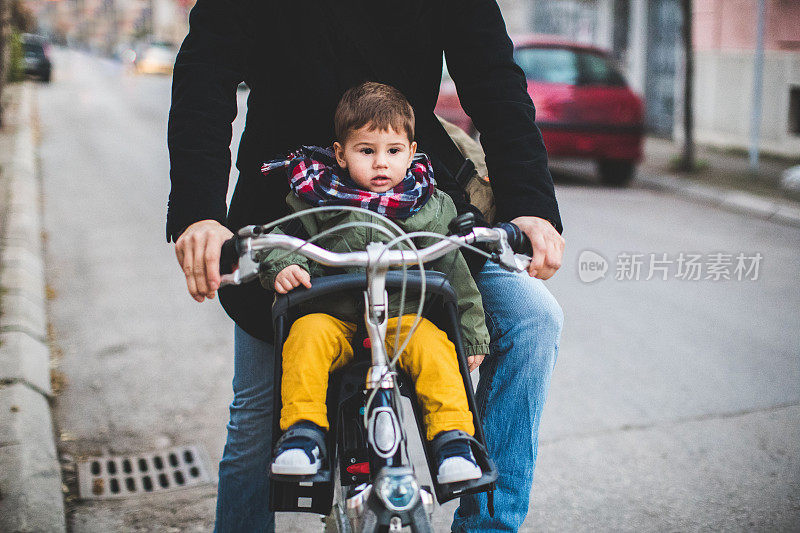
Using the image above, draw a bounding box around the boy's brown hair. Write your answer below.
[334,82,415,143]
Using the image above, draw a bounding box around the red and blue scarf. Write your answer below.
[262,146,435,220]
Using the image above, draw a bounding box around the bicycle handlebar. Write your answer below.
[219,237,240,276]
[494,222,533,257]
[218,220,531,287]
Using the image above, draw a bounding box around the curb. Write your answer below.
[636,172,800,228]
[0,83,66,532]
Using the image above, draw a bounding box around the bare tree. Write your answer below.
[0,0,35,127]
[0,0,7,128]
[678,0,695,171]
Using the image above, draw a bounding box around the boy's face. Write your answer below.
[334,125,417,193]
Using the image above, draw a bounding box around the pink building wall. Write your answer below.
[694,0,800,52]
[690,0,800,156]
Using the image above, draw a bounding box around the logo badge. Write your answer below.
[578,250,608,283]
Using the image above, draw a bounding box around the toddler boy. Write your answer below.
[259,82,490,485]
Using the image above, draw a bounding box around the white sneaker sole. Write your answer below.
[271,448,321,475]
[271,461,321,475]
[436,458,482,484]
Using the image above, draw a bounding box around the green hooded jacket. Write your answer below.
[258,190,490,356]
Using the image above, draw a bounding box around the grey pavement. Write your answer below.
[635,172,800,228]
[534,175,800,531]
[28,48,800,532]
[39,50,229,531]
[0,83,66,532]
[642,136,799,196]
[551,138,800,229]
[637,136,800,227]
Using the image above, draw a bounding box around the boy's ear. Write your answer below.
[410,141,417,156]
[333,142,347,168]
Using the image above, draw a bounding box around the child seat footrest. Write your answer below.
[270,427,332,483]
[430,430,498,503]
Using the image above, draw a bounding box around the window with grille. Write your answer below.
[789,86,800,136]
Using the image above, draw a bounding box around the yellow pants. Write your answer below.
[280,313,475,441]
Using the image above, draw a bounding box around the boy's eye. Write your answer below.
[388,148,401,155]
[360,148,374,154]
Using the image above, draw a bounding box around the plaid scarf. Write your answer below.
[262,146,435,220]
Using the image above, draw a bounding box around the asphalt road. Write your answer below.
[39,49,799,532]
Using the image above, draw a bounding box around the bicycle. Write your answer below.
[219,211,532,532]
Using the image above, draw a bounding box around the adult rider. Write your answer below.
[168,0,565,530]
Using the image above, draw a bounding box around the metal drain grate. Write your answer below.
[77,444,214,499]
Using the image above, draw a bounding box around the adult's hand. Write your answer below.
[175,219,234,302]
[467,354,485,372]
[510,216,564,280]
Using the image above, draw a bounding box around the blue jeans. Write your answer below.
[214,327,276,533]
[214,261,562,532]
[452,261,563,532]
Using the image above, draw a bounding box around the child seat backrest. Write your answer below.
[269,271,496,514]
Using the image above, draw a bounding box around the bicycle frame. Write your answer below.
[219,218,530,532]
[351,242,431,531]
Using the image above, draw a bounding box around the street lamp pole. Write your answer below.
[749,0,766,175]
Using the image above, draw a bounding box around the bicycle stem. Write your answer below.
[364,242,396,389]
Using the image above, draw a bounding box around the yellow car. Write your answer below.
[134,43,176,75]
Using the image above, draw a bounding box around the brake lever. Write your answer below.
[219,225,271,286]
[490,230,530,273]
[238,225,263,238]
[219,237,260,286]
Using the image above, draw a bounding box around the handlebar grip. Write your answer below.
[496,222,532,255]
[219,237,239,275]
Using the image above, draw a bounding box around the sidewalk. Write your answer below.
[637,136,800,227]
[0,83,66,532]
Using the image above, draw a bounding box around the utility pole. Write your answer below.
[749,0,767,175]
[678,0,695,171]
[628,0,648,96]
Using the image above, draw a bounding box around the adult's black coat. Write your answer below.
[167,0,562,340]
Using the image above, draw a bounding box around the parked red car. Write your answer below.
[435,37,645,186]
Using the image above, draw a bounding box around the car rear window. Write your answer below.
[514,47,626,87]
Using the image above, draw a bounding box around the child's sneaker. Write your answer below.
[271,421,325,475]
[433,430,482,484]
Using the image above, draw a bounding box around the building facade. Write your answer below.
[498,0,800,156]
[498,0,682,135]
[25,0,193,53]
[694,0,800,157]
